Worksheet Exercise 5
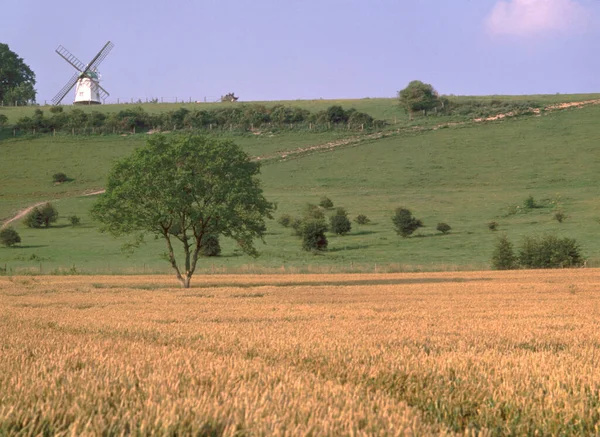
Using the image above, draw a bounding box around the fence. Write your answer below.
[1,96,225,107]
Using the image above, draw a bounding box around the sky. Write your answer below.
[2,0,599,104]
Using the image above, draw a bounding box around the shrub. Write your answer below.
[330,209,352,236]
[277,214,293,228]
[319,196,334,209]
[24,203,58,228]
[300,219,328,252]
[524,195,537,209]
[52,172,68,183]
[354,214,370,225]
[290,218,303,236]
[69,215,81,226]
[436,222,451,234]
[0,227,21,247]
[488,221,499,231]
[49,106,63,114]
[200,234,221,257]
[491,235,517,270]
[0,114,8,126]
[304,203,325,220]
[554,210,566,223]
[518,235,583,269]
[392,207,423,237]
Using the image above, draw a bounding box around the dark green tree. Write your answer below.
[0,227,21,247]
[24,203,58,228]
[91,134,274,288]
[330,207,352,236]
[300,219,328,252]
[491,235,517,270]
[0,43,36,105]
[398,80,439,118]
[392,207,423,237]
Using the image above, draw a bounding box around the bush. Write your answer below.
[392,207,423,237]
[488,221,499,231]
[290,218,303,236]
[49,106,63,114]
[354,214,370,225]
[319,196,334,209]
[330,209,352,236]
[24,203,58,228]
[0,227,21,247]
[300,219,328,252]
[491,235,517,270]
[277,214,293,227]
[436,222,451,234]
[69,215,81,226]
[0,114,7,126]
[52,172,68,183]
[554,210,566,223]
[518,235,583,269]
[523,195,537,209]
[200,234,221,257]
[304,203,325,220]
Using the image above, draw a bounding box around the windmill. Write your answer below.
[52,41,114,105]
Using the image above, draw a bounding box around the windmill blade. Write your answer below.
[51,73,80,105]
[95,82,110,101]
[55,45,86,72]
[86,41,114,73]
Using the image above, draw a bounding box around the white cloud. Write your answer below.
[486,0,587,37]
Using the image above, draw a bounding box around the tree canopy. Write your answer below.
[91,134,275,287]
[398,80,439,117]
[0,43,36,105]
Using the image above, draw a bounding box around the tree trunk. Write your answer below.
[179,275,191,288]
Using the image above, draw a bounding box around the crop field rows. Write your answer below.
[1,270,599,435]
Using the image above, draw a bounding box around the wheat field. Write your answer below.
[1,270,599,436]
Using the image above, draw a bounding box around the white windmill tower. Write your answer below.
[52,41,114,105]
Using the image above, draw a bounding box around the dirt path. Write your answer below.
[1,190,105,229]
[3,98,599,229]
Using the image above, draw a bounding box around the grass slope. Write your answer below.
[1,101,599,273]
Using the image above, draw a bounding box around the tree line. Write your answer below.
[10,104,385,135]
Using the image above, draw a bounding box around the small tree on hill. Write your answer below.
[392,207,423,237]
[300,219,328,252]
[0,227,21,247]
[491,235,517,270]
[330,207,352,236]
[200,234,221,257]
[24,203,58,228]
[398,80,440,119]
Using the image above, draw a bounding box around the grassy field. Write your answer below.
[1,270,599,435]
[1,97,599,273]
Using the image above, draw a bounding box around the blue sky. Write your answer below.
[3,0,599,104]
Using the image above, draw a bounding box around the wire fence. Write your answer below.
[10,96,226,107]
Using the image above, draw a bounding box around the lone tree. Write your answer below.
[91,134,274,288]
[0,43,37,105]
[0,227,21,247]
[392,207,423,237]
[398,80,439,119]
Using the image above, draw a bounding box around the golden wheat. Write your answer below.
[0,270,599,436]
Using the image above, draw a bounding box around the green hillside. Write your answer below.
[1,97,599,273]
